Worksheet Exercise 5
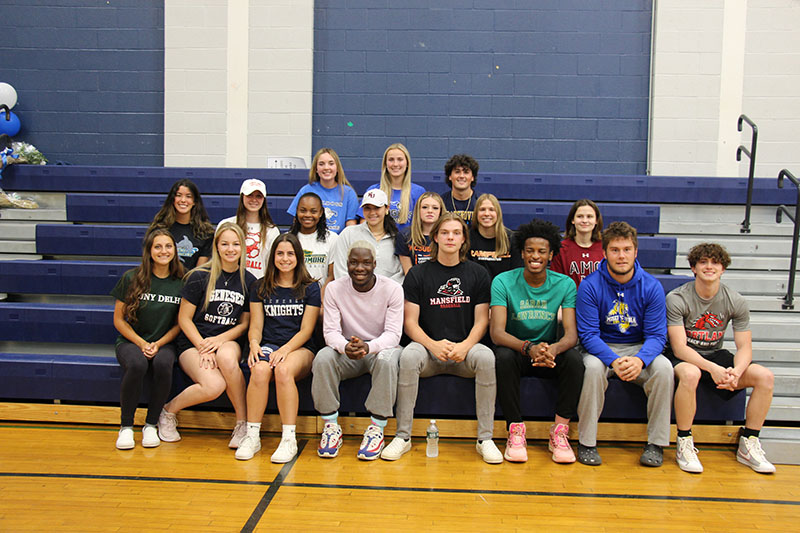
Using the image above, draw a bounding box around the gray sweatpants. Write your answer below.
[311,345,401,419]
[577,343,673,447]
[395,341,496,441]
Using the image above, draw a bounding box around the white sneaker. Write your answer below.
[228,421,247,449]
[271,437,298,463]
[380,437,412,461]
[737,435,776,474]
[157,410,181,442]
[235,434,262,460]
[676,435,703,473]
[141,426,160,448]
[116,427,134,450]
[476,439,503,464]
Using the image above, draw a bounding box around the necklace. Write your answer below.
[222,270,237,287]
[451,191,473,213]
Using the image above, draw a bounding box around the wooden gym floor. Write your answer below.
[0,422,798,532]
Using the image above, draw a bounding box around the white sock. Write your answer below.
[282,424,296,439]
[246,422,261,438]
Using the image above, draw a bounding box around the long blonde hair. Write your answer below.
[409,191,444,248]
[309,148,353,201]
[379,143,412,225]
[472,193,509,256]
[189,222,249,312]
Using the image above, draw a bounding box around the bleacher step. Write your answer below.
[671,269,798,297]
[758,427,800,465]
[659,205,793,236]
[0,222,36,240]
[675,236,797,257]
[0,207,66,221]
[770,365,800,397]
[675,254,800,272]
[0,341,113,358]
[746,296,800,312]
[752,341,800,363]
[0,253,42,261]
[764,396,800,422]
[0,240,36,253]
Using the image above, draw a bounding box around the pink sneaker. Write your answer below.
[504,422,527,462]
[549,423,576,463]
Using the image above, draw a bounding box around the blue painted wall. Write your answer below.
[0,0,164,166]
[313,1,651,174]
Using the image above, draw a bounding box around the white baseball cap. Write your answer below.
[240,179,266,196]
[360,188,389,207]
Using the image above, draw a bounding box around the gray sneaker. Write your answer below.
[640,443,663,467]
[577,443,602,466]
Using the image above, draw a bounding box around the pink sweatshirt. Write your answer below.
[323,274,404,355]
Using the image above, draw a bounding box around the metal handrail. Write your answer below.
[737,114,758,233]
[776,169,800,309]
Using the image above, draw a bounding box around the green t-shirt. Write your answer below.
[110,270,184,347]
[490,268,576,344]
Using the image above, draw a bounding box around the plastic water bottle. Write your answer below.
[426,419,439,458]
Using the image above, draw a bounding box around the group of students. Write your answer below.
[110,146,776,474]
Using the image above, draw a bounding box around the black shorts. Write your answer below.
[665,346,743,401]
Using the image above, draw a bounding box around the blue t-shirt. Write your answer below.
[287,182,359,234]
[358,183,426,232]
[249,280,321,347]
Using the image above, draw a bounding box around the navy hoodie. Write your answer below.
[576,258,666,367]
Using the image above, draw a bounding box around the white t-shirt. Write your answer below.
[296,229,338,286]
[217,216,279,279]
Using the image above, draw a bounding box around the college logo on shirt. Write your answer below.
[438,278,463,296]
[605,297,637,333]
[217,302,234,317]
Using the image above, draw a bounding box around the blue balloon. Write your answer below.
[0,111,21,137]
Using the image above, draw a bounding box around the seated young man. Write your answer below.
[576,221,673,467]
[667,242,775,474]
[311,241,404,460]
[440,154,483,224]
[492,219,584,463]
[381,213,502,464]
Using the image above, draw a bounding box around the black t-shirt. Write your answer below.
[403,260,491,343]
[468,227,521,279]
[179,269,256,340]
[170,222,213,270]
[394,230,432,267]
[249,280,321,347]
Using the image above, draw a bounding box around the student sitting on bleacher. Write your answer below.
[111,228,184,450]
[217,178,280,279]
[150,179,215,270]
[468,193,521,280]
[158,222,256,449]
[550,199,604,289]
[395,191,444,275]
[235,234,320,463]
[288,191,338,287]
[666,242,775,474]
[287,148,359,234]
[357,143,425,233]
[441,153,483,224]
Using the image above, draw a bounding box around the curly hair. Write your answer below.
[444,154,479,188]
[513,218,562,257]
[602,221,638,251]
[687,242,731,269]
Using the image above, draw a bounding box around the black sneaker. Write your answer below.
[577,443,602,466]
[640,443,663,467]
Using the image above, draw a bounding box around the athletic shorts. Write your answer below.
[665,346,744,401]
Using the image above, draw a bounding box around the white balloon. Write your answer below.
[0,83,18,109]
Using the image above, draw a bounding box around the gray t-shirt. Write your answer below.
[666,281,750,354]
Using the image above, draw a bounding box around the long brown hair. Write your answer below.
[234,183,276,253]
[124,228,184,324]
[309,148,353,200]
[149,179,214,239]
[565,198,603,242]
[257,233,315,299]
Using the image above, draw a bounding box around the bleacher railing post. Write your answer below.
[737,114,758,234]
[777,169,799,310]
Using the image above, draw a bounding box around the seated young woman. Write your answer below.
[150,179,215,270]
[395,191,444,275]
[549,198,604,288]
[217,178,280,279]
[235,234,321,463]
[468,193,521,279]
[158,221,256,449]
[111,228,184,450]
[288,191,338,288]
